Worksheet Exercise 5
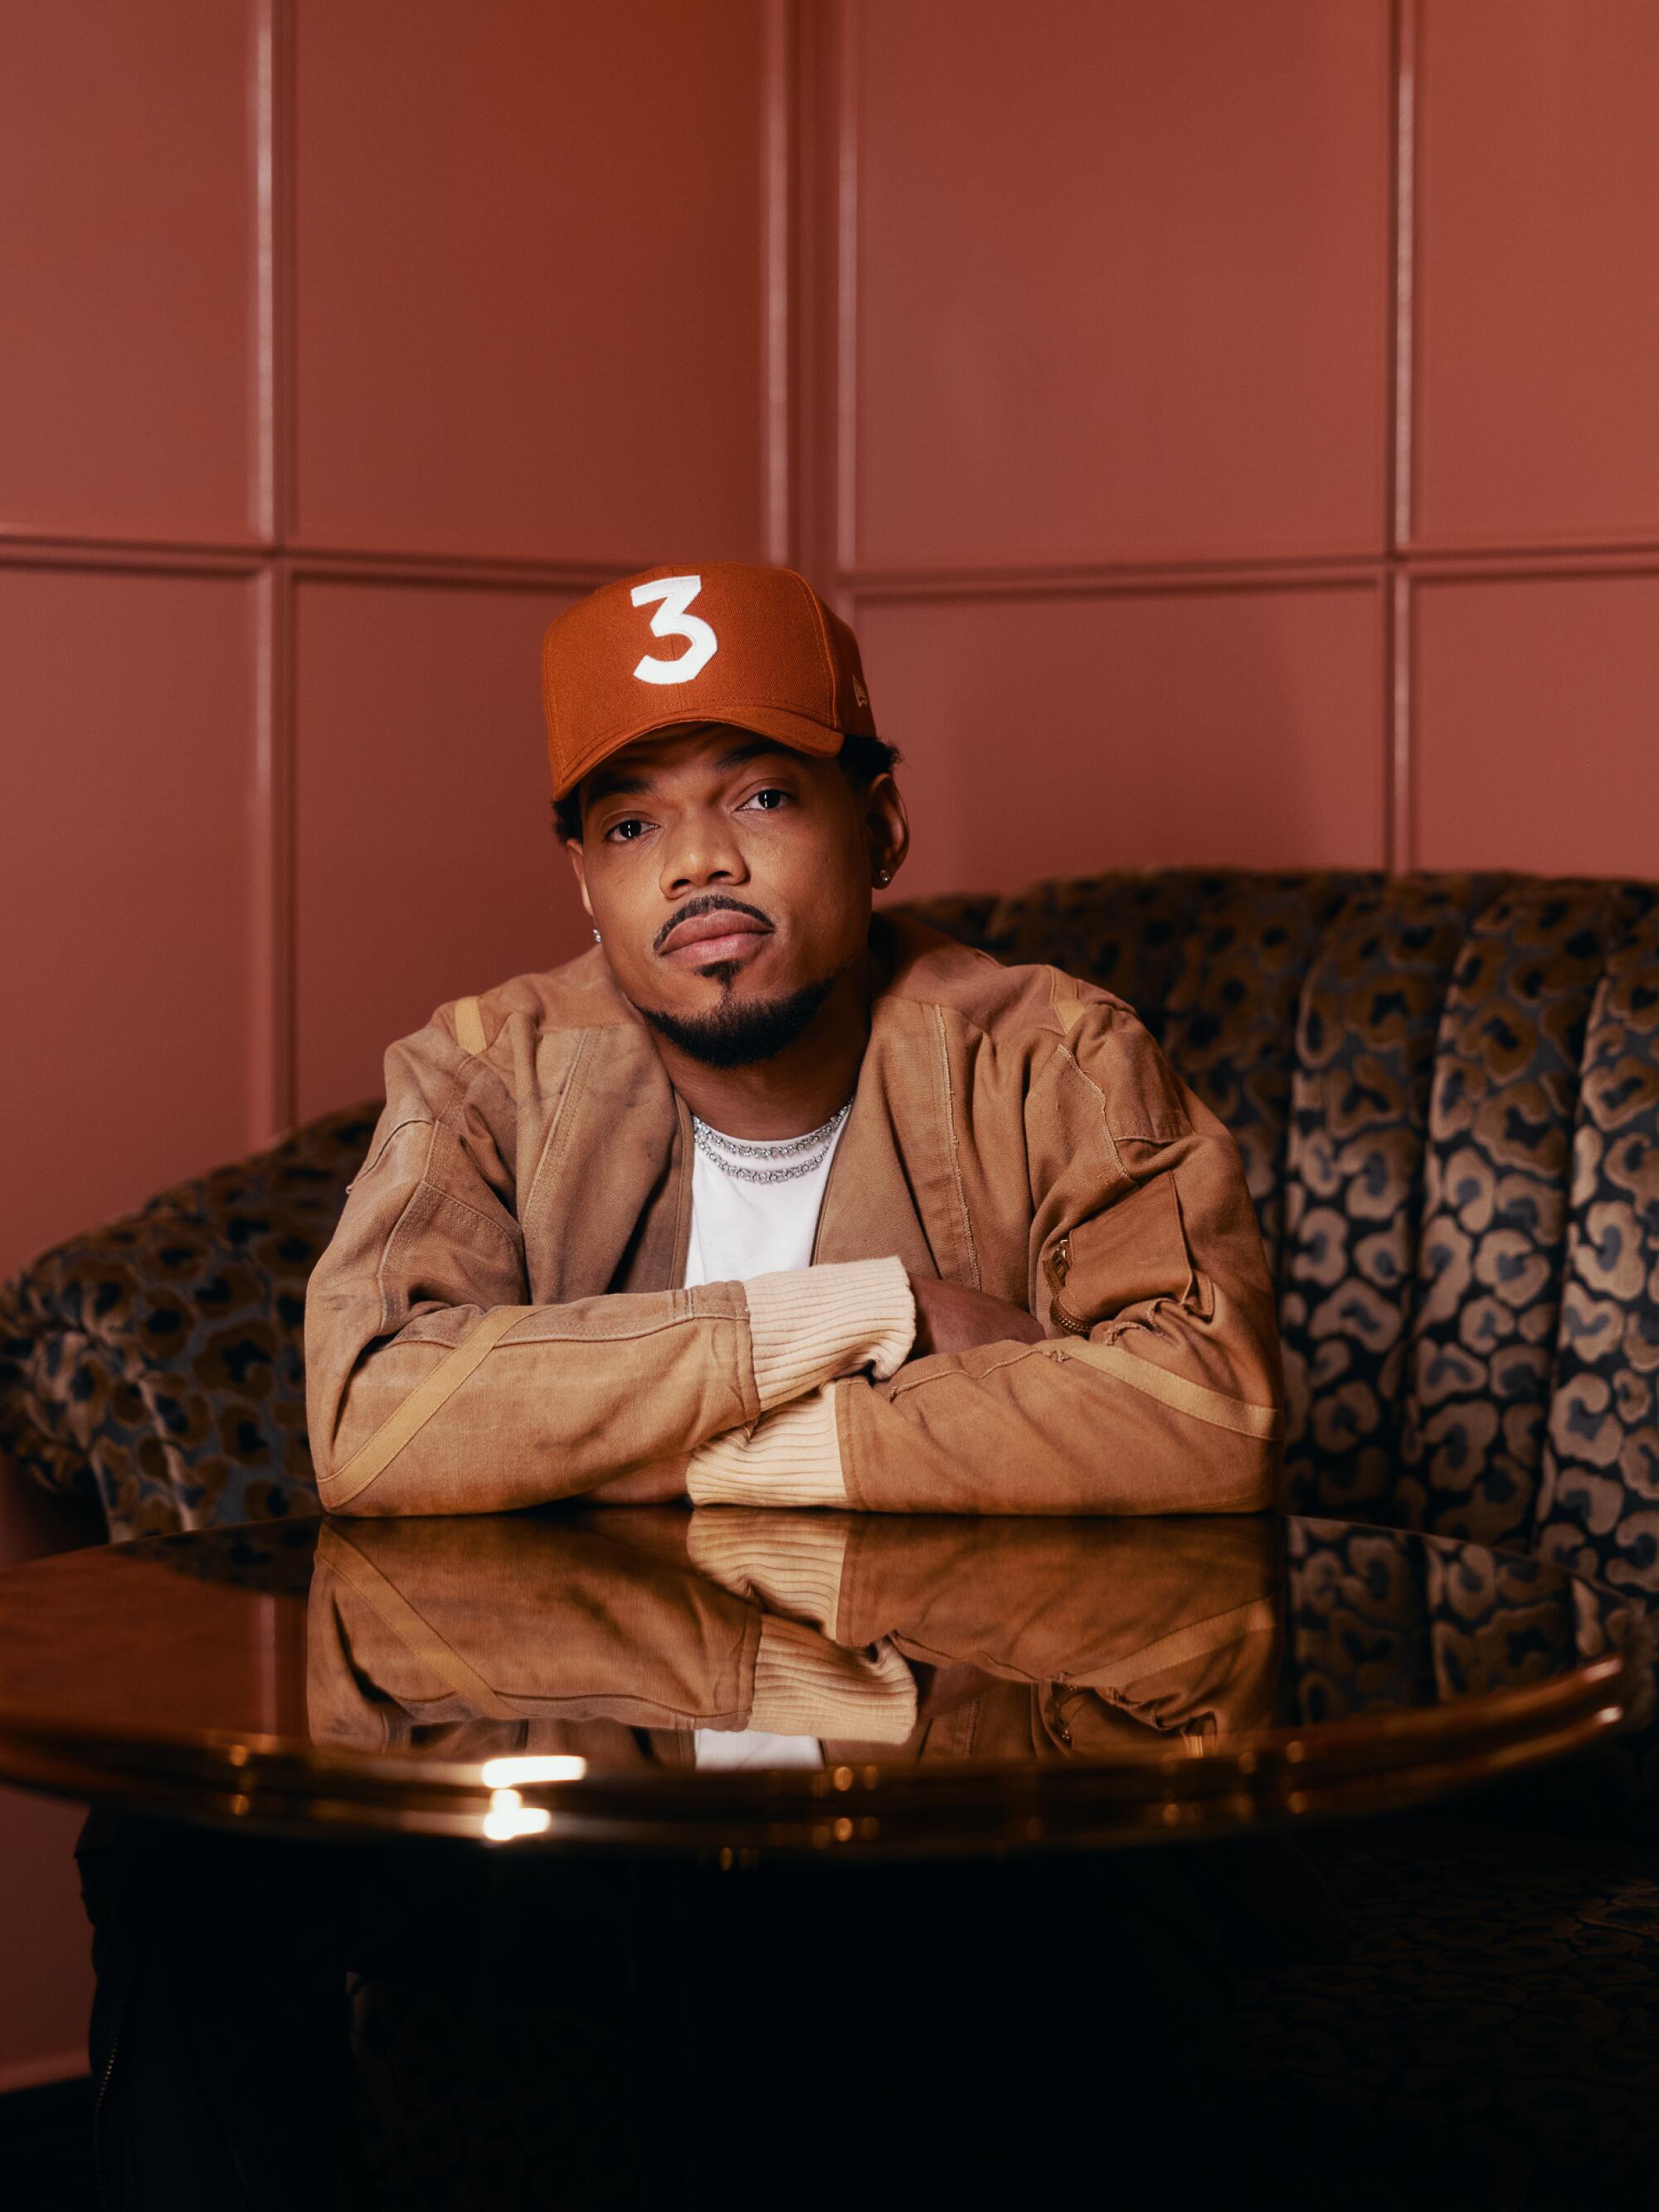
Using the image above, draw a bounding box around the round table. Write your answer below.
[0,1505,1642,1858]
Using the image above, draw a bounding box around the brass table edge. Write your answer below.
[0,1641,1635,1857]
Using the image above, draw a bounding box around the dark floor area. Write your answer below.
[0,2056,1643,2210]
[0,2074,98,2212]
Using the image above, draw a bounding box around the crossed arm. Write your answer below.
[587,1277,1044,1503]
[304,1152,1280,1520]
[303,1014,1283,1519]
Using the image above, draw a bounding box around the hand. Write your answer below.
[586,1454,690,1505]
[907,1276,1046,1360]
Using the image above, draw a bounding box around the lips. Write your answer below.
[659,907,772,965]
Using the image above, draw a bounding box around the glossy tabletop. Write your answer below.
[0,1507,1642,1859]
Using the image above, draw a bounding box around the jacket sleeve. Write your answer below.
[687,999,1283,1515]
[303,1014,914,1517]
[687,1510,1283,1744]
[307,1518,916,1746]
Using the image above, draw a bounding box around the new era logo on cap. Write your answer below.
[542,562,880,799]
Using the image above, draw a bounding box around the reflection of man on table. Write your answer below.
[307,1510,1285,1771]
[304,564,1282,1519]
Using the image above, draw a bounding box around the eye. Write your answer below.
[741,786,792,814]
[604,815,654,844]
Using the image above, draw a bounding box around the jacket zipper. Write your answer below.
[92,2015,122,2210]
[807,1103,852,1266]
[1043,1233,1091,1336]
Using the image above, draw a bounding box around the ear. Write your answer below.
[864,773,910,889]
[564,837,594,921]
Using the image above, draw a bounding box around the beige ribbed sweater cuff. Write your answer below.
[686,1391,848,1508]
[749,1616,917,1742]
[743,1257,915,1412]
[686,1512,850,1631]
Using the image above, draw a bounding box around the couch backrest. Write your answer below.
[0,1106,380,1539]
[6,869,1658,1594]
[909,870,1659,1596]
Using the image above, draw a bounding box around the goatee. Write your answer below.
[640,973,837,1069]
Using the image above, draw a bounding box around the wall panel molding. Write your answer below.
[0,540,263,578]
[810,0,1659,881]
[0,532,665,589]
[1389,569,1412,871]
[1,564,261,1276]
[761,0,795,565]
[0,0,260,542]
[834,0,1394,579]
[1408,0,1659,555]
[1389,0,1418,554]
[813,0,1398,863]
[844,557,1390,601]
[252,0,286,545]
[251,561,294,1141]
[832,0,861,583]
[1413,566,1659,876]
[851,576,1389,898]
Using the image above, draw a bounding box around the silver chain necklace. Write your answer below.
[691,1101,852,1186]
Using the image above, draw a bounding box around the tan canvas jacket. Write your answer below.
[307,1509,1285,1764]
[303,916,1283,1517]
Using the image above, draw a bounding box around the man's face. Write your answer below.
[565,723,902,1060]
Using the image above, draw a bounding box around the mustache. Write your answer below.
[652,893,774,955]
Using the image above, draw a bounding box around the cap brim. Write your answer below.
[552,706,847,800]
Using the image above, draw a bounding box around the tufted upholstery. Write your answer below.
[8,868,1659,1589]
[916,868,1659,1601]
[0,1106,377,1539]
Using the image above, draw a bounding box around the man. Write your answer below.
[304,562,1282,1516]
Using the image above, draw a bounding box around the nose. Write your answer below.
[658,807,748,900]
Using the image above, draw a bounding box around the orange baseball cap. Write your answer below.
[541,562,879,800]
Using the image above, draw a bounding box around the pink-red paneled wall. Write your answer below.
[4,0,1659,2088]
[0,0,781,1285]
[842,0,1659,906]
[8,0,1659,1277]
[0,0,780,2090]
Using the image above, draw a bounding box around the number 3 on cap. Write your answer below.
[630,574,718,685]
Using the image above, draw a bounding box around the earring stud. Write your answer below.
[592,927,602,944]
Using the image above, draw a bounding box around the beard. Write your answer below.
[639,970,837,1069]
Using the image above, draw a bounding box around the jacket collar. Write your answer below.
[530,916,967,1297]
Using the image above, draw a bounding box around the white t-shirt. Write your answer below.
[684,1107,848,1772]
[683,1115,846,1291]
